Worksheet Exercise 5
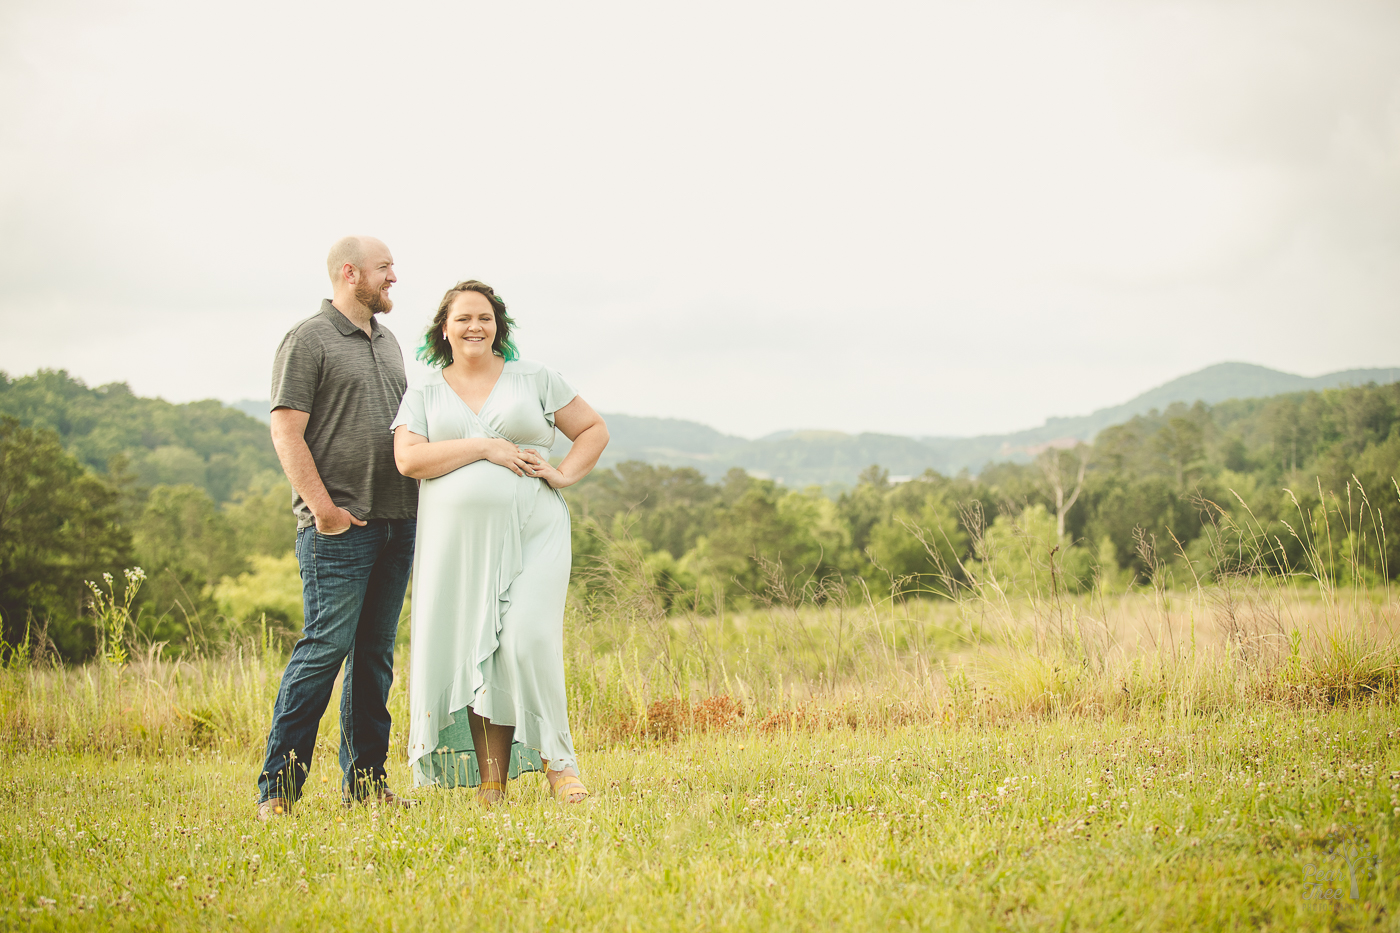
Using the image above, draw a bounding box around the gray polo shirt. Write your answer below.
[271,299,418,529]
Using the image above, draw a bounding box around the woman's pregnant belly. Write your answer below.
[420,459,523,519]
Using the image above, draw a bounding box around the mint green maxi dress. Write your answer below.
[391,361,579,788]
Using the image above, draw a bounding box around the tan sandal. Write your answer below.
[476,780,507,807]
[546,771,589,803]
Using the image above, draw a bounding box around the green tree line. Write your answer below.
[567,381,1400,609]
[2,369,1396,661]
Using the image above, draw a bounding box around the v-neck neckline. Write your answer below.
[444,362,506,418]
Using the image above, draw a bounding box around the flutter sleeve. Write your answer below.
[537,366,578,428]
[390,385,429,437]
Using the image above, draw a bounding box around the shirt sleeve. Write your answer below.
[390,385,428,436]
[270,329,321,413]
[537,366,578,426]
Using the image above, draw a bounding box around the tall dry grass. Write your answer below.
[4,585,1397,757]
[4,482,1398,758]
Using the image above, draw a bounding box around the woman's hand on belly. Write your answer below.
[482,438,534,476]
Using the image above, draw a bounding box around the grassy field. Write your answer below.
[4,582,1400,930]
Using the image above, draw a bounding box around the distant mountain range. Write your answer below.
[227,400,273,422]
[229,362,1398,489]
[913,362,1400,477]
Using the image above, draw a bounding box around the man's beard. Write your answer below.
[355,279,393,314]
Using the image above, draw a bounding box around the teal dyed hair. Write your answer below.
[419,280,519,367]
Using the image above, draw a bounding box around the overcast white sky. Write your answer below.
[2,1,1397,438]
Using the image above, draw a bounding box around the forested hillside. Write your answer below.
[0,369,279,502]
[1,368,1396,663]
[0,370,291,657]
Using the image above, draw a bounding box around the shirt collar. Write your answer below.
[321,298,383,338]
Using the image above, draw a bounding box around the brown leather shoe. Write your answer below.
[342,787,418,809]
[375,787,418,809]
[256,797,288,822]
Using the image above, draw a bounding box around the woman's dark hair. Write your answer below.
[417,280,518,367]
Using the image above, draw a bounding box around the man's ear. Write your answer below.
[341,262,359,285]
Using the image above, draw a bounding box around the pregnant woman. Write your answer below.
[392,280,608,805]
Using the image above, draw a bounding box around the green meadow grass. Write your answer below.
[5,581,1400,930]
[3,705,1398,931]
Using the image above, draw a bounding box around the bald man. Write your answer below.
[256,236,419,820]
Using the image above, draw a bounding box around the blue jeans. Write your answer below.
[257,519,415,804]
